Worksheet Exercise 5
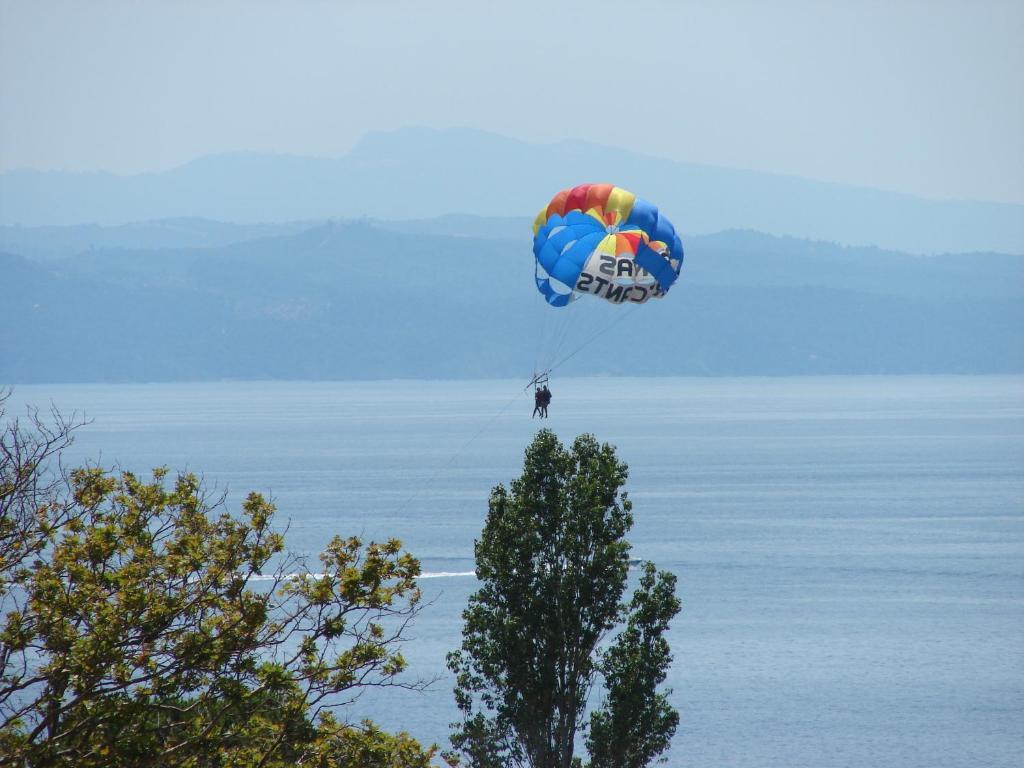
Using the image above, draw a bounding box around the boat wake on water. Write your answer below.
[246,571,476,583]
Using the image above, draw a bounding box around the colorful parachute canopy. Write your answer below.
[532,183,684,307]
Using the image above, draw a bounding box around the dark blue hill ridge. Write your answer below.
[1,222,1021,382]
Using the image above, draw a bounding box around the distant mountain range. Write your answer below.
[0,215,526,262]
[2,219,1021,383]
[2,127,1022,255]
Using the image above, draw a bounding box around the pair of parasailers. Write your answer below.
[532,385,552,418]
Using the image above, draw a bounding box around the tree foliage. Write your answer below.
[446,430,680,768]
[0,391,434,767]
[586,563,679,768]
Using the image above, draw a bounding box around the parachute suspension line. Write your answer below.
[532,259,556,380]
[546,302,642,376]
[540,301,569,376]
[533,297,575,387]
[546,298,580,371]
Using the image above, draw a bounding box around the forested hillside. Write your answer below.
[3,221,1021,382]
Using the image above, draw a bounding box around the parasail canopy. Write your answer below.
[532,183,684,307]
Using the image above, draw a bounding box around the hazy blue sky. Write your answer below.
[1,0,1021,203]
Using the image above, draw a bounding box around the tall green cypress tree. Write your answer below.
[447,430,680,768]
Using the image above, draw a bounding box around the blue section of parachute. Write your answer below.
[533,197,684,308]
[624,198,685,289]
[533,211,605,307]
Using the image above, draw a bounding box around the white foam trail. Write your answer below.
[245,570,476,582]
[246,573,326,582]
[419,571,476,579]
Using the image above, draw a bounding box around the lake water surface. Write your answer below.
[10,376,1024,767]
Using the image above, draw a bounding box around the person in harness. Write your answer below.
[538,384,551,418]
[528,372,552,418]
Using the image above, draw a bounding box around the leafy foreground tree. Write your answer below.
[446,430,681,768]
[0,392,435,768]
